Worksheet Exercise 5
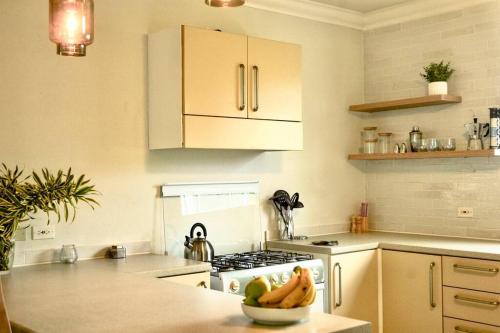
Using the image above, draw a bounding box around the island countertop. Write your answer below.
[3,254,370,333]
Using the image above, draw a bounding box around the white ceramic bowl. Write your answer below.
[241,303,311,325]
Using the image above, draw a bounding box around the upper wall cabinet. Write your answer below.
[248,37,302,121]
[148,25,303,150]
[183,26,247,118]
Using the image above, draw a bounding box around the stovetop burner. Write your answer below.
[210,250,314,277]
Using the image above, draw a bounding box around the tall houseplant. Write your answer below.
[0,164,98,271]
[420,61,455,95]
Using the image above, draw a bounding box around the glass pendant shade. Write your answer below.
[49,0,94,57]
[205,0,245,7]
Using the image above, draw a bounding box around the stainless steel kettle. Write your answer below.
[183,223,214,262]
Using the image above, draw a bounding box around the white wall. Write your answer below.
[363,1,500,239]
[0,0,365,264]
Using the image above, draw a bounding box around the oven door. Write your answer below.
[312,282,326,313]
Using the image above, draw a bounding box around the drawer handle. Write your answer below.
[455,325,488,333]
[454,264,499,274]
[197,281,207,289]
[429,262,436,308]
[455,294,500,307]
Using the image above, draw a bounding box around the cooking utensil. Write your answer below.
[271,190,291,209]
[184,222,214,262]
[465,117,489,150]
[290,193,298,208]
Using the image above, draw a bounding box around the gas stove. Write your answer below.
[210,250,325,312]
[210,250,314,276]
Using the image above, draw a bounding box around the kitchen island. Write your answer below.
[3,254,370,333]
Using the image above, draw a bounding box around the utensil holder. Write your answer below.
[350,216,368,233]
[276,207,294,240]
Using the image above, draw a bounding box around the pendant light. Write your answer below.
[49,0,94,57]
[205,0,245,7]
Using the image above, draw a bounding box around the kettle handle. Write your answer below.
[190,223,207,238]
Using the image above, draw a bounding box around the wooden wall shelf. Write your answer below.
[349,95,462,113]
[348,150,497,161]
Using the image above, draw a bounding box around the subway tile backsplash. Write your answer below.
[364,1,500,240]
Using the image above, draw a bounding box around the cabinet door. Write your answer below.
[183,115,303,150]
[382,251,442,333]
[161,272,210,289]
[183,26,248,118]
[248,37,302,122]
[330,250,379,333]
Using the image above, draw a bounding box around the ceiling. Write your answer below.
[308,0,419,13]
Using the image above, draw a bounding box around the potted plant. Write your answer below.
[0,164,98,273]
[420,61,455,95]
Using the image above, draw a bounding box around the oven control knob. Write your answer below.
[270,274,279,284]
[280,272,290,284]
[229,279,240,293]
[311,268,321,281]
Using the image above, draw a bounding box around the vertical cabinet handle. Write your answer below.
[252,66,259,112]
[334,263,342,308]
[429,262,436,308]
[238,64,246,111]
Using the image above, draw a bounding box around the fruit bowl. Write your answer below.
[241,303,311,325]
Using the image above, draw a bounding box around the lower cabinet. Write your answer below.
[330,250,380,333]
[160,272,210,289]
[382,250,442,333]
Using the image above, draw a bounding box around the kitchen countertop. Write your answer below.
[267,231,500,260]
[3,254,370,333]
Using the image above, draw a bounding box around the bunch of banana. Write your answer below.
[257,266,316,309]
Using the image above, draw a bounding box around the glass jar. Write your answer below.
[378,133,392,154]
[362,127,377,141]
[60,244,78,264]
[363,139,378,154]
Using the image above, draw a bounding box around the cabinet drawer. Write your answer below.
[444,287,500,327]
[443,256,500,293]
[444,317,500,333]
[161,272,210,289]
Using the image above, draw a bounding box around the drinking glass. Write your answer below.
[417,139,428,152]
[441,138,456,151]
[60,244,78,264]
[427,138,440,152]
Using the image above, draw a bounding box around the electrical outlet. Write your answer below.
[457,207,474,218]
[32,225,56,240]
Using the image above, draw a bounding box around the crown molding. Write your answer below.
[363,0,495,30]
[245,0,496,31]
[245,0,363,30]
